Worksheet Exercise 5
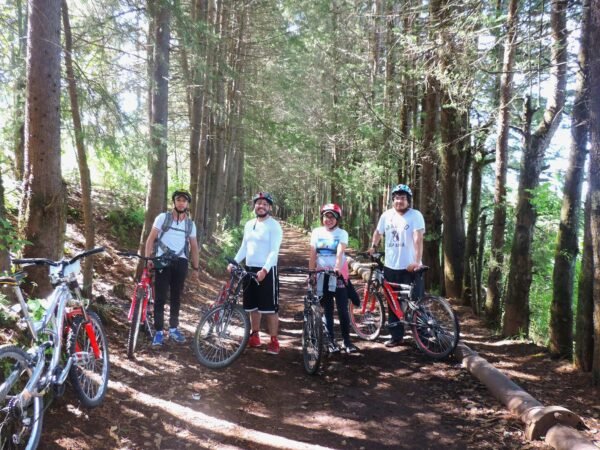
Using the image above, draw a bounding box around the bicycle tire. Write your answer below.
[302,304,323,375]
[127,288,146,359]
[0,345,43,450]
[193,303,250,369]
[68,311,111,407]
[411,296,460,360]
[348,291,386,341]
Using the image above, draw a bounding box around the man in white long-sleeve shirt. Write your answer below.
[228,192,283,355]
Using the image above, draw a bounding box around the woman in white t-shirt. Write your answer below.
[309,203,358,354]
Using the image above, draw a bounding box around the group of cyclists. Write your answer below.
[147,183,425,356]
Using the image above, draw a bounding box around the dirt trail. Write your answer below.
[42,225,599,449]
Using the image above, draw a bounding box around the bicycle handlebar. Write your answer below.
[117,250,163,263]
[12,247,105,267]
[279,267,339,277]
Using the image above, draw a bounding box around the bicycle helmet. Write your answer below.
[320,203,342,220]
[252,192,274,205]
[172,190,192,203]
[391,184,412,199]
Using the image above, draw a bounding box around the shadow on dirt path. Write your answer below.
[40,225,599,449]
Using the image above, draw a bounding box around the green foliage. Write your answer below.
[206,205,255,274]
[106,205,145,248]
[0,218,29,254]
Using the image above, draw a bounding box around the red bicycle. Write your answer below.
[349,252,460,360]
[117,251,163,359]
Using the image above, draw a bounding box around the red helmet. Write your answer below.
[320,203,342,220]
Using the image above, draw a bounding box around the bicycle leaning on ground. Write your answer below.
[192,258,257,369]
[348,252,460,360]
[116,251,167,359]
[280,267,339,375]
[0,247,110,449]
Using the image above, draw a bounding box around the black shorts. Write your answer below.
[243,266,279,314]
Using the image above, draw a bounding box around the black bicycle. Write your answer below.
[192,258,256,369]
[281,267,340,375]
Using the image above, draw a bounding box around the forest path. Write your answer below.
[42,224,599,449]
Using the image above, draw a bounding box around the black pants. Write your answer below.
[384,267,424,340]
[322,275,352,345]
[154,257,188,331]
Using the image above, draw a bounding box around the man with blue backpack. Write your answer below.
[145,190,200,347]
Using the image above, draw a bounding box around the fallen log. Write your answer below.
[346,255,598,449]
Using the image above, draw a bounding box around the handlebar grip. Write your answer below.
[11,258,55,266]
[225,257,238,266]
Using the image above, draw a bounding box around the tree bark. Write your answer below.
[21,0,65,296]
[503,0,568,337]
[0,171,10,273]
[549,0,590,359]
[588,0,600,386]
[439,104,468,299]
[486,0,519,326]
[12,0,27,182]
[463,147,492,311]
[138,0,171,265]
[62,0,95,297]
[575,192,594,371]
[420,77,441,293]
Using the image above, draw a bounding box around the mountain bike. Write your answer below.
[192,258,256,369]
[0,247,110,449]
[280,267,339,375]
[349,252,460,360]
[116,251,164,359]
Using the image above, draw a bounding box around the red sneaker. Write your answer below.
[248,331,261,348]
[266,336,280,355]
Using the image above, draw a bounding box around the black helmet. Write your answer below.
[252,192,274,205]
[391,184,412,199]
[172,190,192,203]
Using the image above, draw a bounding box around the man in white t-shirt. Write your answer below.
[145,190,200,347]
[368,184,425,347]
[228,192,283,355]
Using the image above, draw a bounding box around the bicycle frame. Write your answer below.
[361,256,417,322]
[128,266,153,324]
[10,251,104,398]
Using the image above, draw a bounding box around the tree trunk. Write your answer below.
[588,0,600,386]
[420,77,441,293]
[503,0,567,337]
[549,0,590,359]
[138,0,171,264]
[486,0,520,327]
[62,0,95,297]
[439,104,468,299]
[21,0,65,296]
[575,192,594,371]
[0,171,10,273]
[463,148,491,311]
[12,0,27,182]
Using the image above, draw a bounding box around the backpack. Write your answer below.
[153,212,194,261]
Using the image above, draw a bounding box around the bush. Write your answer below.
[106,206,145,247]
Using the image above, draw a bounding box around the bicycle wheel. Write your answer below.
[127,288,146,359]
[0,345,43,449]
[348,290,386,340]
[193,303,250,369]
[68,311,111,407]
[302,304,324,375]
[410,296,460,360]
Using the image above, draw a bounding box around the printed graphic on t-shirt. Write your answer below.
[316,238,340,256]
[386,223,410,248]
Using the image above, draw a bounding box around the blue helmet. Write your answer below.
[391,184,412,199]
[252,192,274,205]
